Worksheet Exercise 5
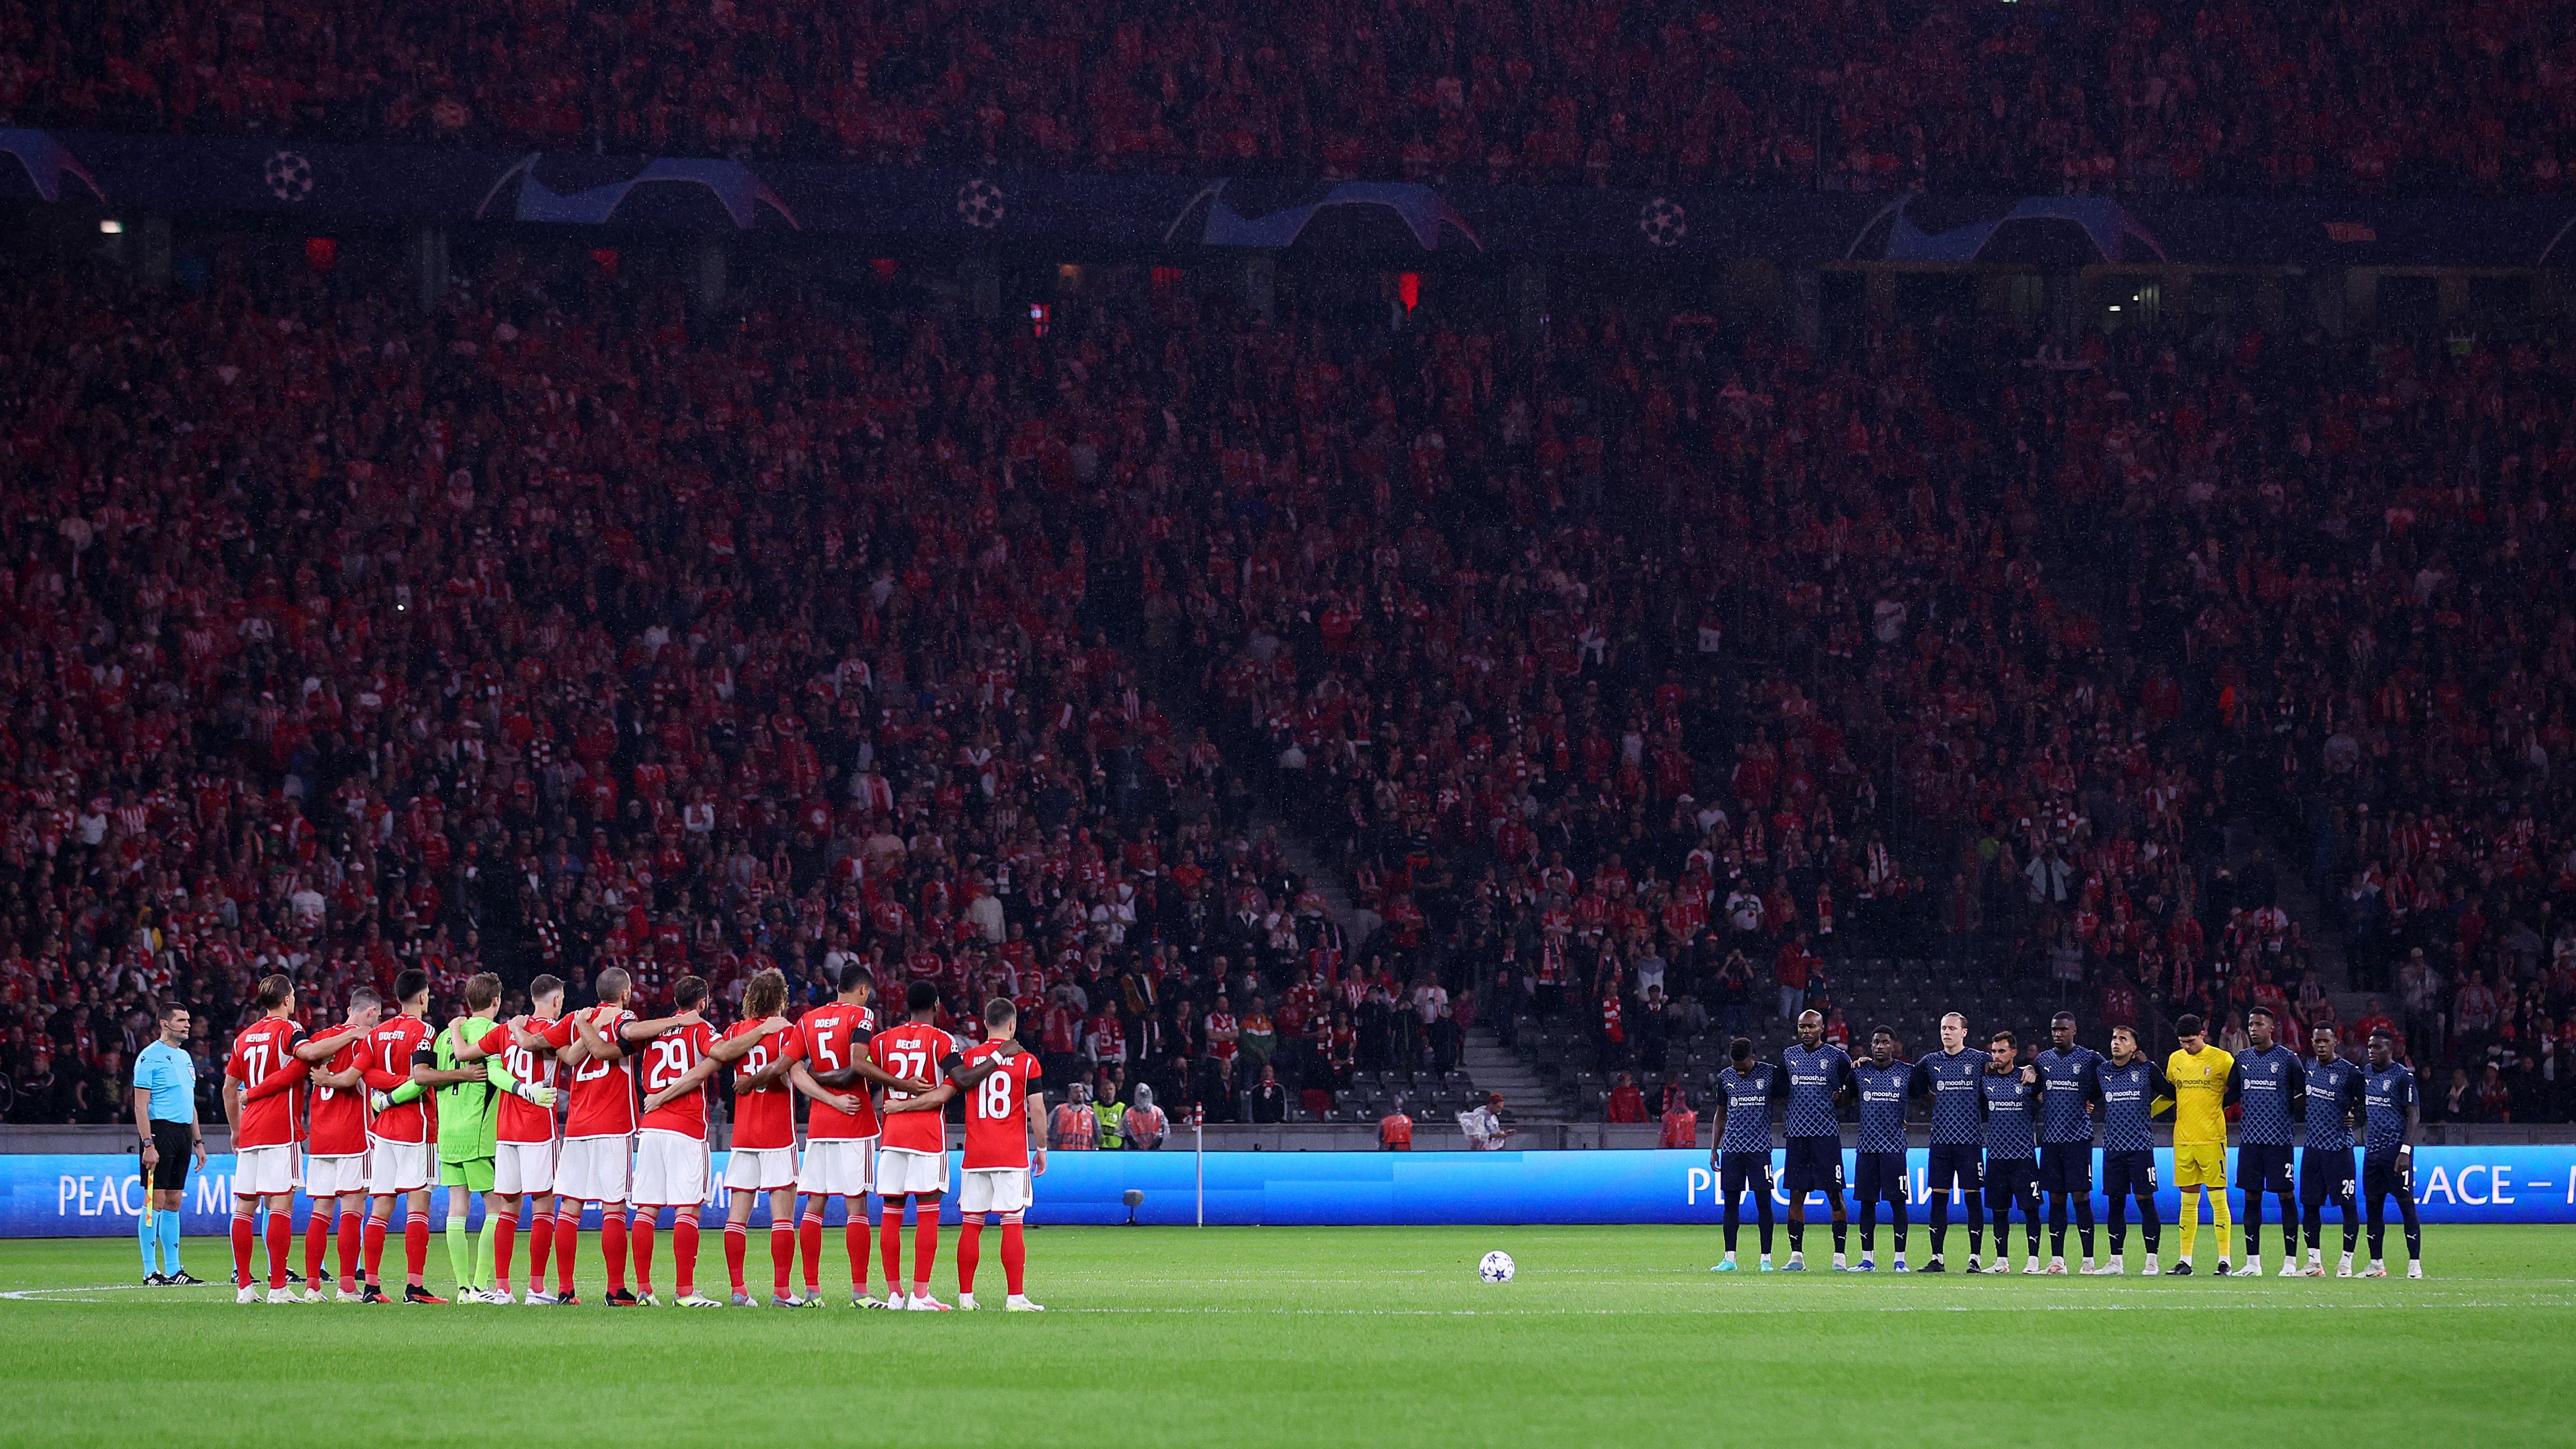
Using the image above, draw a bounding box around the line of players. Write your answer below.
[220,959,1050,1309]
[1703,1006,2428,1278]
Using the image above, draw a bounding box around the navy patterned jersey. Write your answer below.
[1780,1042,1853,1140]
[2034,1045,2103,1144]
[1714,1064,1778,1155]
[2303,1056,2364,1152]
[2234,1043,2305,1147]
[2094,1057,2166,1154]
[1981,1068,2038,1160]
[1851,1059,1912,1154]
[1910,1047,1990,1146]
[2362,1061,2416,1161]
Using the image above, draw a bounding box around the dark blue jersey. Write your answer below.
[1851,1058,1912,1154]
[1780,1042,1853,1140]
[1981,1068,2038,1160]
[2362,1061,2416,1161]
[2093,1057,2168,1154]
[2034,1045,2103,1145]
[2303,1056,2364,1152]
[2232,1043,2305,1147]
[1714,1064,1778,1155]
[1909,1047,1991,1146]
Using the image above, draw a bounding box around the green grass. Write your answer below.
[3,1226,2572,1446]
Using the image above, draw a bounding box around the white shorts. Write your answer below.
[233,1143,301,1197]
[797,1136,876,1197]
[365,1136,431,1195]
[724,1145,798,1194]
[875,1147,949,1198]
[302,1152,367,1198]
[494,1139,556,1197]
[959,1167,1031,1215]
[631,1129,709,1208]
[556,1135,633,1204]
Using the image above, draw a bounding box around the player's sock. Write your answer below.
[957,1217,982,1296]
[2178,1201,2198,1264]
[673,1217,699,1299]
[2048,1196,2067,1258]
[725,1223,748,1295]
[1787,1217,1804,1256]
[2212,1192,2234,1265]
[494,1213,517,1293]
[1830,1216,1847,1256]
[2243,1197,2262,1264]
[230,1201,256,1288]
[404,1215,430,1288]
[477,1214,496,1292]
[446,1216,473,1291]
[1722,1201,1740,1254]
[845,1214,871,1296]
[159,1209,184,1278]
[910,1211,941,1297]
[879,1207,904,1295]
[554,1207,579,1298]
[798,1207,825,1294]
[266,1207,293,1290]
[1891,1201,1908,1255]
[1857,1201,1875,1255]
[602,1210,629,1295]
[530,1210,554,1293]
[2075,1197,2096,1260]
[630,1213,656,1297]
[1001,1216,1027,1297]
[139,1206,161,1278]
[769,1224,794,1299]
[336,1210,360,1292]
[362,1210,388,1284]
[304,1208,332,1289]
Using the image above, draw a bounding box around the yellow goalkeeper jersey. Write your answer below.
[2163,1045,2234,1146]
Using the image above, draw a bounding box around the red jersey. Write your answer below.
[724,1018,795,1152]
[225,1016,308,1151]
[305,1037,370,1156]
[480,1019,561,1145]
[637,1019,717,1140]
[786,1000,878,1140]
[871,1020,957,1155]
[956,1042,1043,1171]
[544,1005,639,1139]
[361,1015,435,1143]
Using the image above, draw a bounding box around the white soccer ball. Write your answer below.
[1478,1250,1516,1284]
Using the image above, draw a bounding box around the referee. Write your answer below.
[132,1003,206,1285]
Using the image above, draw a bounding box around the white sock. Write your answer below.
[1723,1250,1737,1265]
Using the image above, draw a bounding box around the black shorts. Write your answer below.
[2363,1155,2414,1201]
[1925,1142,1982,1195]
[2298,1148,2357,1208]
[1853,1150,1908,1202]
[2037,1143,2094,1195]
[1984,1157,2037,1209]
[148,1121,194,1192]
[1782,1137,1845,1197]
[2104,1148,2158,1201]
[2237,1143,2296,1193]
[1719,1151,1774,1201]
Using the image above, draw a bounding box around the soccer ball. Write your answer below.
[956,177,1006,230]
[264,150,314,203]
[1478,1250,1516,1284]
[1638,195,1686,247]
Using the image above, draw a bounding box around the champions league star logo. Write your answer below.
[1638,196,1686,247]
[956,177,1006,230]
[264,150,315,202]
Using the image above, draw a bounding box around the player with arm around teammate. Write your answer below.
[2032,1011,2104,1273]
[2230,1006,2306,1277]
[2085,1025,2167,1275]
[888,997,1049,1310]
[454,974,568,1303]
[1708,1038,1779,1272]
[1907,1012,1988,1273]
[1980,1030,2043,1274]
[634,974,793,1306]
[1779,1009,1854,1271]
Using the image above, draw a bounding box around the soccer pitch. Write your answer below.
[3,1226,2571,1446]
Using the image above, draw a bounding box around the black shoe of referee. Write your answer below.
[166,1271,204,1286]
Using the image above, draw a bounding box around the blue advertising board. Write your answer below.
[9,1147,2575,1237]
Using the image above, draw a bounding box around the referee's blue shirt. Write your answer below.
[133,1041,196,1124]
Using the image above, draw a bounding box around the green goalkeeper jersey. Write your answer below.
[417,1014,512,1163]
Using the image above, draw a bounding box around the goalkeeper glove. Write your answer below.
[509,1080,557,1109]
[369,1090,392,1113]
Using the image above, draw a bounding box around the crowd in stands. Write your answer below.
[4,231,2575,1129]
[7,0,2576,194]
